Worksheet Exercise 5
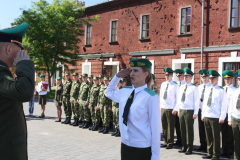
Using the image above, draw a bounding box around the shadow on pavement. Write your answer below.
[25,115,57,121]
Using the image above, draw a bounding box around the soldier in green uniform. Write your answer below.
[0,23,35,159]
[88,74,93,87]
[78,73,91,128]
[78,74,83,123]
[69,72,81,126]
[99,74,104,86]
[54,77,63,122]
[61,72,72,124]
[97,76,113,134]
[151,74,160,96]
[79,75,82,83]
[88,76,101,131]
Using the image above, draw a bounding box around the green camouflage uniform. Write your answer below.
[70,80,81,118]
[62,79,72,118]
[79,81,91,122]
[112,101,119,130]
[88,84,100,125]
[97,85,112,127]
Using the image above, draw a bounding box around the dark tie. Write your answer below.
[163,83,169,100]
[181,85,187,102]
[179,81,181,87]
[207,88,213,107]
[236,93,240,110]
[200,85,206,102]
[123,89,135,126]
[226,87,228,93]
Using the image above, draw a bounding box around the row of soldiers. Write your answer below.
[159,67,240,160]
[60,72,127,137]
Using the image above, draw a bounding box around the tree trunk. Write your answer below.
[48,71,52,91]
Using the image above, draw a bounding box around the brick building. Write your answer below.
[59,0,240,88]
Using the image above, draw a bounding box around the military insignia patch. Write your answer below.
[137,62,145,66]
[130,62,134,66]
[4,76,15,81]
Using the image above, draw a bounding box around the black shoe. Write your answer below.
[178,149,186,153]
[89,124,94,130]
[82,122,89,129]
[166,145,172,149]
[102,127,109,134]
[194,146,207,151]
[39,114,45,118]
[211,157,219,160]
[79,122,85,128]
[79,118,83,123]
[72,118,79,126]
[185,151,192,155]
[98,127,105,133]
[61,118,67,124]
[174,141,181,145]
[224,154,233,158]
[202,155,212,159]
[220,152,228,157]
[64,117,71,124]
[92,125,98,131]
[160,144,167,148]
[115,130,121,137]
[111,129,118,136]
[55,119,61,122]
[70,118,76,125]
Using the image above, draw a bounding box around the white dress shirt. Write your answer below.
[178,79,186,86]
[176,82,200,115]
[223,84,237,113]
[160,80,179,110]
[198,82,211,110]
[202,84,228,120]
[105,75,160,160]
[228,88,240,121]
[36,81,50,95]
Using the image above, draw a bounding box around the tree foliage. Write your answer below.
[13,0,98,88]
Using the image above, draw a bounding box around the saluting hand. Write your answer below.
[13,50,29,66]
[116,68,130,78]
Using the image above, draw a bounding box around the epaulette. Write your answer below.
[123,86,133,89]
[144,88,156,96]
[173,81,177,84]
[219,86,224,90]
[234,85,238,88]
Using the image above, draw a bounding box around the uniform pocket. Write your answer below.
[11,134,26,146]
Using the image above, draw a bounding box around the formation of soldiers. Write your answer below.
[160,67,240,160]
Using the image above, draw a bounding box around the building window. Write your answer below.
[230,0,240,27]
[85,26,91,45]
[223,62,240,86]
[141,15,150,39]
[110,20,117,42]
[180,7,191,34]
[82,61,91,75]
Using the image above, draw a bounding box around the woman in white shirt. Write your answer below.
[105,59,160,160]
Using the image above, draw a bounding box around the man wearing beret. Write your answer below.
[0,23,35,159]
[195,69,210,151]
[99,74,104,86]
[176,67,199,155]
[160,68,179,149]
[202,70,228,160]
[228,69,240,160]
[221,70,236,158]
[37,74,50,118]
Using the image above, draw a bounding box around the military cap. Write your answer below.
[56,77,62,80]
[0,23,29,49]
[130,59,152,69]
[152,74,156,80]
[164,67,173,75]
[208,69,221,78]
[222,70,235,78]
[82,73,88,77]
[40,74,45,78]
[79,75,82,78]
[72,72,78,76]
[99,74,104,78]
[104,76,110,81]
[93,76,99,80]
[174,69,184,77]
[65,72,70,76]
[236,70,240,79]
[183,68,194,76]
[129,58,138,63]
[121,78,127,82]
[198,69,208,77]
[88,74,93,78]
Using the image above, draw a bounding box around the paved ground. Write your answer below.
[23,101,233,160]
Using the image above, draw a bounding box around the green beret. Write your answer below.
[88,74,93,78]
[82,73,88,77]
[121,78,127,82]
[129,58,138,63]
[236,70,240,79]
[164,67,173,75]
[198,69,208,77]
[0,23,29,49]
[40,74,45,78]
[99,74,104,78]
[183,67,194,76]
[57,77,62,80]
[174,69,184,77]
[130,59,152,69]
[65,72,70,76]
[222,70,235,78]
[93,76,99,80]
[72,72,78,76]
[208,69,221,78]
[152,74,155,80]
[104,76,110,81]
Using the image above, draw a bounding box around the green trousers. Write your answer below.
[62,96,72,118]
[112,106,119,130]
[80,100,91,122]
[232,116,240,160]
[95,109,101,125]
[204,117,220,158]
[161,108,175,146]
[90,105,96,124]
[179,109,194,152]
[70,99,80,119]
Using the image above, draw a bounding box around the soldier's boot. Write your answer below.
[89,124,94,130]
[92,125,99,131]
[70,118,76,125]
[111,129,118,136]
[79,121,85,128]
[115,130,121,137]
[98,127,105,133]
[78,117,83,123]
[72,118,79,126]
[64,117,71,124]
[61,118,67,124]
[102,127,109,134]
[82,122,89,129]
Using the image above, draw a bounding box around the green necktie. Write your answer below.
[181,85,187,102]
[236,93,240,110]
[200,85,206,102]
[163,83,169,100]
[207,88,213,107]
[123,89,135,126]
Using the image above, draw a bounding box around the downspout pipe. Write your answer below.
[201,0,204,70]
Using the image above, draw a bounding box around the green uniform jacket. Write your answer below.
[70,81,81,100]
[79,81,90,101]
[0,60,35,160]
[88,84,100,107]
[55,83,63,101]
[97,86,112,107]
[62,79,72,97]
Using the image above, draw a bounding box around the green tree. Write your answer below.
[13,0,98,89]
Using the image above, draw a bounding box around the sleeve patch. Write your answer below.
[144,88,156,96]
[4,76,15,81]
[123,86,133,89]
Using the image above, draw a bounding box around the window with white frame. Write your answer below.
[150,60,154,74]
[230,0,240,28]
[85,26,91,45]
[180,7,191,34]
[82,61,91,75]
[140,15,150,39]
[110,20,118,42]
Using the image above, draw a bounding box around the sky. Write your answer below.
[0,0,107,29]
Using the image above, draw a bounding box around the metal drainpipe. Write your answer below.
[201,0,204,70]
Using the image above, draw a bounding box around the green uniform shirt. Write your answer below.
[89,84,100,107]
[62,79,72,97]
[97,85,112,107]
[79,81,90,101]
[70,80,81,100]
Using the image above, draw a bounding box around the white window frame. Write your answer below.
[150,60,155,74]
[82,60,91,75]
[140,14,150,39]
[85,25,92,45]
[109,20,118,42]
[179,6,192,35]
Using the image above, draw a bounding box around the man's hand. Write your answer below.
[108,107,112,111]
[228,121,232,126]
[77,100,79,104]
[13,50,29,66]
[193,114,198,119]
[85,101,89,105]
[172,110,177,115]
[219,119,224,124]
[88,105,91,109]
[96,106,100,110]
[116,69,130,78]
[201,117,204,122]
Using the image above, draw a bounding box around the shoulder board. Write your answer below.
[4,75,15,81]
[144,88,156,96]
[123,86,133,89]
[173,81,177,84]
[219,86,224,90]
[234,85,238,88]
